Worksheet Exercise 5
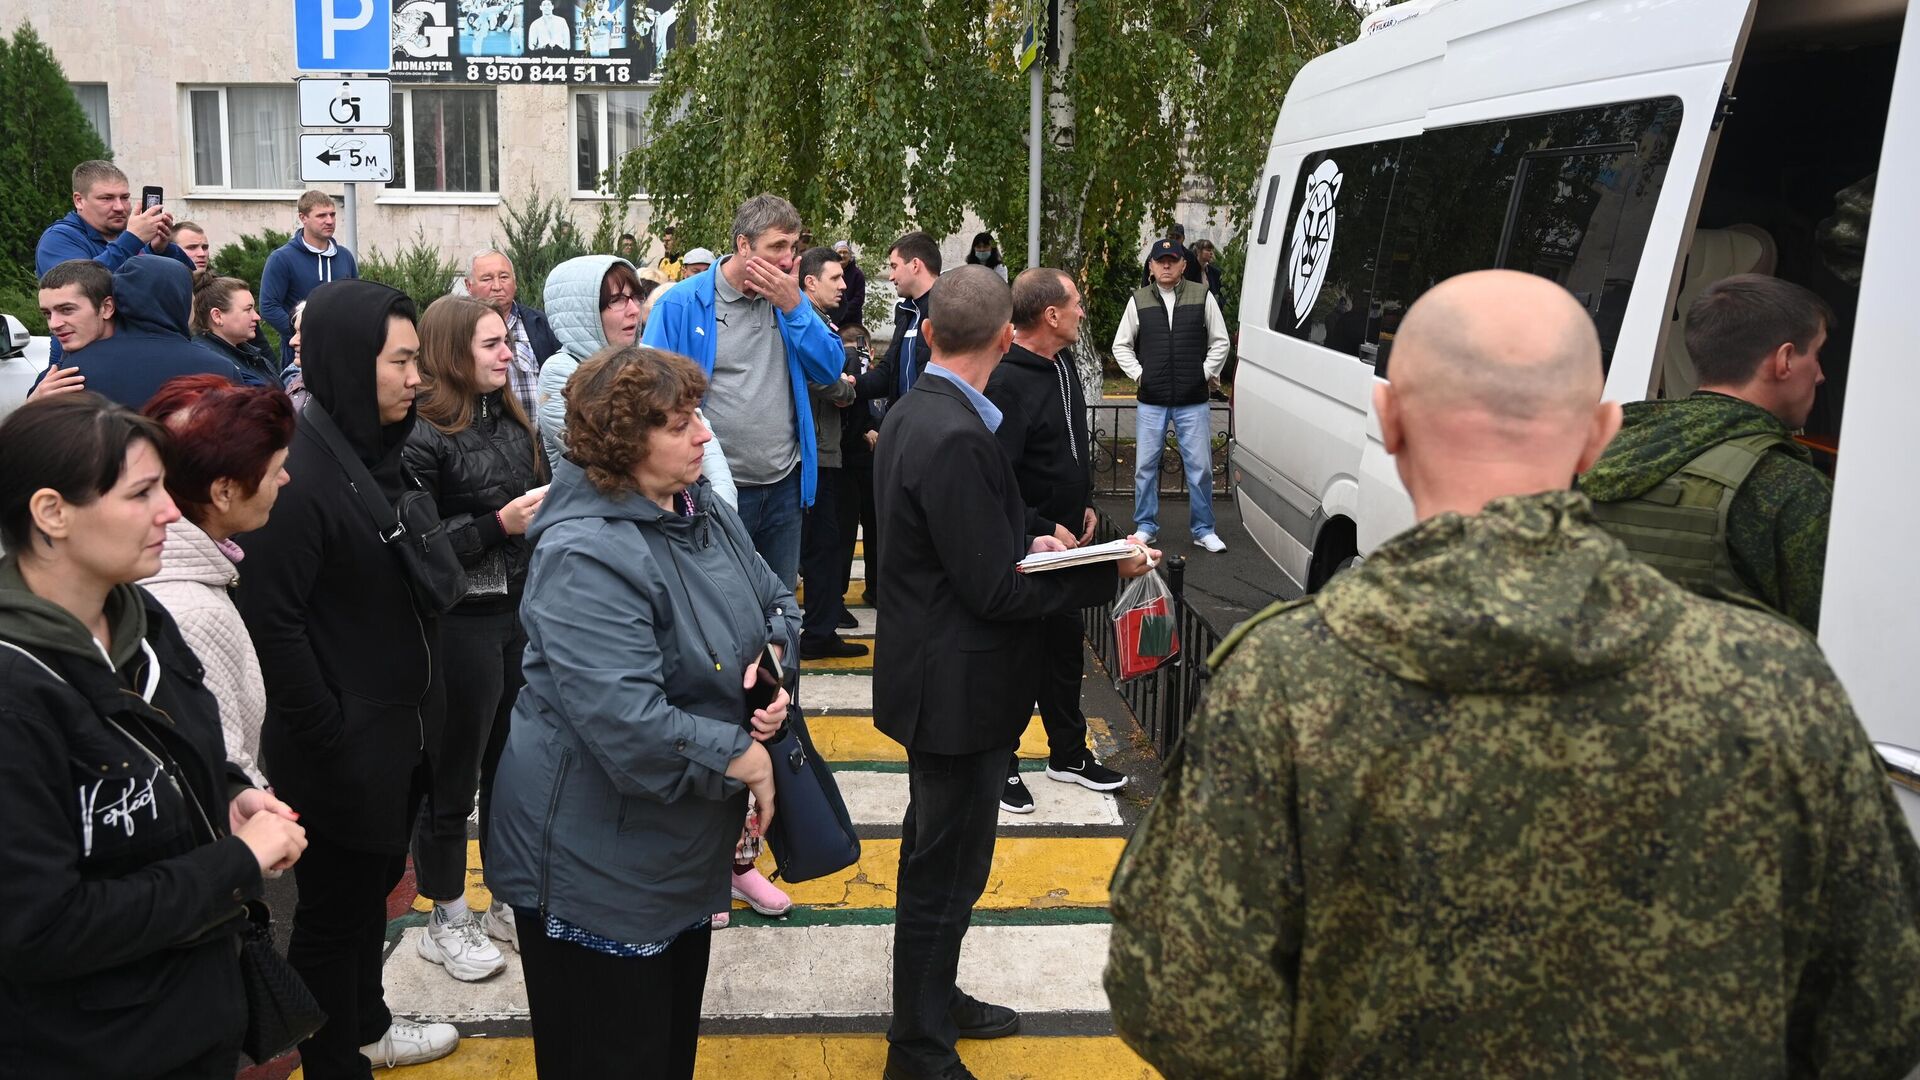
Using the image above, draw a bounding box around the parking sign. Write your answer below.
[294,0,394,73]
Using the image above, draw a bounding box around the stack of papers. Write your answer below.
[1016,538,1143,573]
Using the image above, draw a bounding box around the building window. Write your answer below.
[71,83,110,150]
[388,88,499,194]
[185,86,300,192]
[573,89,652,195]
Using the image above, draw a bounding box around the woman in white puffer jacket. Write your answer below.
[139,374,295,785]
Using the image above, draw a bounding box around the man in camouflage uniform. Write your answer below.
[1106,269,1920,1079]
[1581,274,1833,632]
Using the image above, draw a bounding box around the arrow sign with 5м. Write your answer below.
[300,132,394,183]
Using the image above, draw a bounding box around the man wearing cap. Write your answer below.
[1113,239,1232,553]
[832,240,867,330]
[681,246,716,276]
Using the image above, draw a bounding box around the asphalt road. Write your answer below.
[1093,487,1300,639]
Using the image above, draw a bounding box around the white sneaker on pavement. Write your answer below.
[1128,530,1155,545]
[417,903,507,982]
[1194,533,1227,553]
[360,1020,460,1068]
[481,900,518,953]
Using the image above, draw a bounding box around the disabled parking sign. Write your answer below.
[294,0,394,72]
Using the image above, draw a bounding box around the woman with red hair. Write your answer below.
[139,374,295,785]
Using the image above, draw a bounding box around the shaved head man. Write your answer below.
[1373,269,1621,520]
[1108,270,1920,1078]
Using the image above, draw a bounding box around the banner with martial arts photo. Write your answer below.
[388,0,689,84]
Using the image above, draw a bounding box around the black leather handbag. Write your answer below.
[301,404,469,615]
[762,705,861,884]
[238,900,327,1063]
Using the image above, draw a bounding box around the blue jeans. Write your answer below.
[735,468,804,591]
[1133,403,1216,539]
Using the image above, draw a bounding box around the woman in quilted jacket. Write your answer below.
[139,375,296,785]
[401,296,549,981]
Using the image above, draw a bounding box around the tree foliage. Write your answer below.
[627,0,1357,341]
[0,22,110,292]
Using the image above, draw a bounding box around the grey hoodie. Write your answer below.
[486,456,797,944]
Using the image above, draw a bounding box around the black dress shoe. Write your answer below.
[883,1053,978,1080]
[800,636,869,661]
[949,993,1020,1039]
[837,610,860,630]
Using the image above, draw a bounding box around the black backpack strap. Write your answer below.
[300,404,402,541]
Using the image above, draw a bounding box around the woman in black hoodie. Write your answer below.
[0,394,307,1078]
[233,280,464,1076]
[403,296,547,975]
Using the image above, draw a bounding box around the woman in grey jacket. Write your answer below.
[488,344,795,1080]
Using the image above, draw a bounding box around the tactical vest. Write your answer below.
[1586,432,1794,603]
[1133,281,1211,406]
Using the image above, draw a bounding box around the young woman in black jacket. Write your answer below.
[0,394,307,1079]
[403,296,548,978]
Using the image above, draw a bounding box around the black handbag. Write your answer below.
[238,900,327,1063]
[301,404,469,615]
[761,705,861,884]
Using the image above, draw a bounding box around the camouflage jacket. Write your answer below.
[1579,392,1831,633]
[1106,492,1920,1079]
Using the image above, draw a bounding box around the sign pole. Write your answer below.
[342,184,359,259]
[1028,62,1042,270]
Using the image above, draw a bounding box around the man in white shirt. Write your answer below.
[1111,238,1232,552]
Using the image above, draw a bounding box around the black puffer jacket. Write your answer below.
[402,390,547,613]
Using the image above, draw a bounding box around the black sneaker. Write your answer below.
[1046,750,1128,792]
[883,1053,979,1080]
[800,636,869,661]
[949,992,1020,1039]
[999,772,1035,814]
[836,610,859,630]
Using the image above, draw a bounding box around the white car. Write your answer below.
[0,316,48,425]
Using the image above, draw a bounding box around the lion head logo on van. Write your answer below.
[1287,159,1344,328]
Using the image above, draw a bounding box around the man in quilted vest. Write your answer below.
[1111,239,1231,553]
[1581,274,1833,632]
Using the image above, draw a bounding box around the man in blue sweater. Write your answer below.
[34,160,197,364]
[260,190,359,368]
[642,193,845,589]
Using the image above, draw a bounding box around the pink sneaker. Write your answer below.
[730,867,794,917]
[710,911,730,930]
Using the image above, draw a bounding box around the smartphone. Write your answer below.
[141,186,163,210]
[744,644,785,715]
[525,484,550,499]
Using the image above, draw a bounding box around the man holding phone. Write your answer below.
[35,161,196,363]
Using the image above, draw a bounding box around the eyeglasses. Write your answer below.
[601,291,640,310]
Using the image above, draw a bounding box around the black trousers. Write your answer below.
[1008,611,1092,776]
[888,742,1014,1072]
[800,464,845,645]
[838,459,878,607]
[289,838,410,1080]
[514,908,712,1080]
[412,606,525,902]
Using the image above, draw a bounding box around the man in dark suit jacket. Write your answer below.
[874,266,1158,1080]
[466,250,562,421]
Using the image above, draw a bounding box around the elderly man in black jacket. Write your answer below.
[873,266,1158,1080]
[465,249,562,422]
[983,268,1130,814]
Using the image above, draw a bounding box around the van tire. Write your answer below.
[1307,519,1359,594]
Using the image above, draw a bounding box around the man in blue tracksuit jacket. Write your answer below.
[260,191,359,368]
[35,161,197,365]
[642,194,845,590]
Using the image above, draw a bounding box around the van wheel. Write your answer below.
[1306,521,1359,594]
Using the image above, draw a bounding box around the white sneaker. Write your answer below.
[1194,533,1227,553]
[360,1020,459,1068]
[481,901,518,953]
[1127,530,1155,545]
[417,904,507,982]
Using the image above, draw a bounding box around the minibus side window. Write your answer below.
[1270,139,1404,352]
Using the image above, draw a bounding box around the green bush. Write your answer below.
[0,283,47,336]
[210,228,290,296]
[360,228,457,314]
[499,189,589,309]
[0,23,110,293]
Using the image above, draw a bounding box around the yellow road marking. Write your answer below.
[808,713,1111,762]
[752,836,1121,910]
[800,637,877,671]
